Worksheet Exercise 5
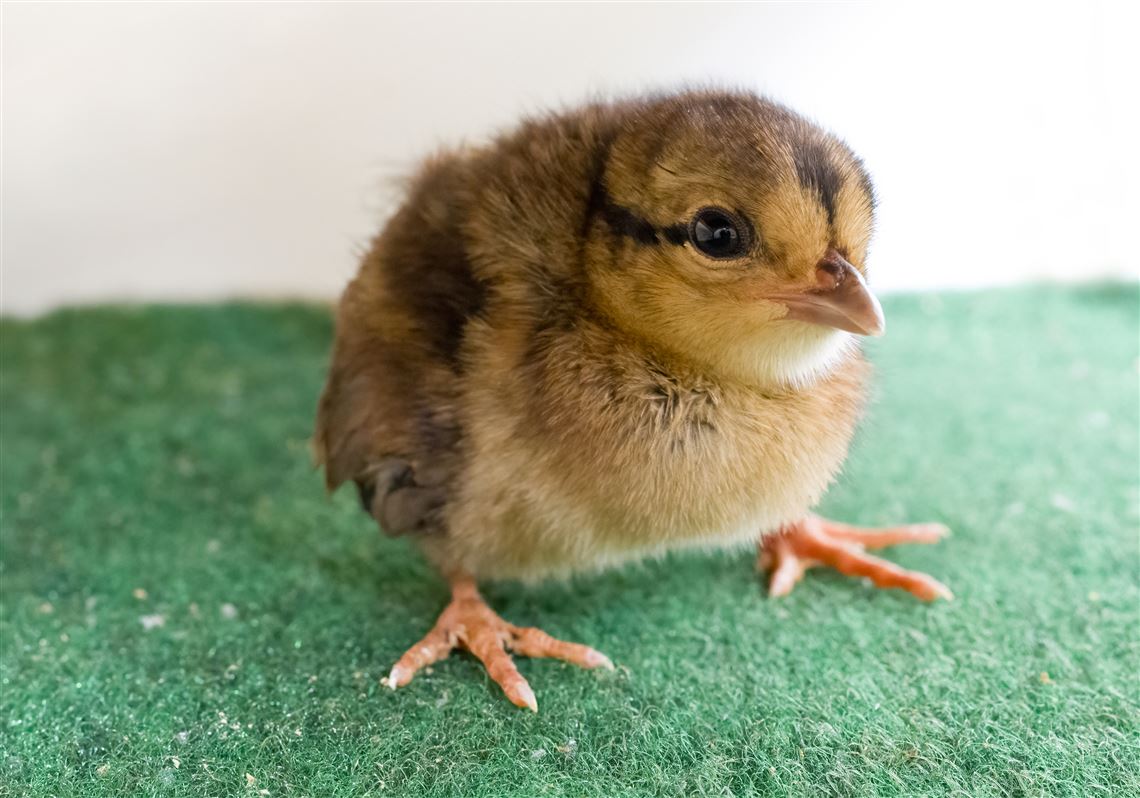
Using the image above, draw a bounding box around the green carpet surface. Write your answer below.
[2,285,1138,797]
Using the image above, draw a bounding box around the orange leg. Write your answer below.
[758,515,952,601]
[386,573,612,711]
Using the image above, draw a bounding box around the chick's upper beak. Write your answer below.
[771,250,885,337]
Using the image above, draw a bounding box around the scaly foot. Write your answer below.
[759,515,952,601]
[386,573,613,711]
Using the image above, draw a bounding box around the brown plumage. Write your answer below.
[315,89,950,711]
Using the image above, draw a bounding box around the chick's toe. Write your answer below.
[387,574,612,712]
[759,516,952,601]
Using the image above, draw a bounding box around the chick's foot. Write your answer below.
[758,515,952,601]
[386,573,613,711]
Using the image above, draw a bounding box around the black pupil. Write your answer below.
[692,211,742,257]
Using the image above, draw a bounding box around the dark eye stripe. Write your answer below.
[599,201,659,245]
[661,224,687,245]
[594,189,688,248]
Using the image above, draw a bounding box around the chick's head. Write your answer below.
[584,92,883,388]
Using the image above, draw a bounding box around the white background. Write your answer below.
[3,1,1137,315]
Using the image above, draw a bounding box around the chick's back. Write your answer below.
[315,152,479,533]
[315,106,613,540]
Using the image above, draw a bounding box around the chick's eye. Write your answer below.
[689,208,750,259]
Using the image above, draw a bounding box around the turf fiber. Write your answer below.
[1,285,1138,797]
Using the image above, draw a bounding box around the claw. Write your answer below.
[514,682,538,713]
[586,650,616,670]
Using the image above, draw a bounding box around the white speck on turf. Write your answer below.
[1050,494,1075,512]
[139,614,165,631]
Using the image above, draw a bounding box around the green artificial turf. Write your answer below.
[1,285,1138,798]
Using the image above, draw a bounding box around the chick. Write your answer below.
[315,89,950,711]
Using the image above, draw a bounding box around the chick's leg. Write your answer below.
[386,573,612,711]
[758,515,952,601]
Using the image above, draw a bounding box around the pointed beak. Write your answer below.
[770,250,885,337]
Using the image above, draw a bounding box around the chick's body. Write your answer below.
[316,91,947,709]
[447,324,865,581]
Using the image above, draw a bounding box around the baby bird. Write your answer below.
[315,89,950,711]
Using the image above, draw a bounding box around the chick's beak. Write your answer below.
[771,250,885,337]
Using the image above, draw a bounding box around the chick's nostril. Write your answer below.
[815,260,845,290]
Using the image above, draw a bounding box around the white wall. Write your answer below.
[3,1,1137,315]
